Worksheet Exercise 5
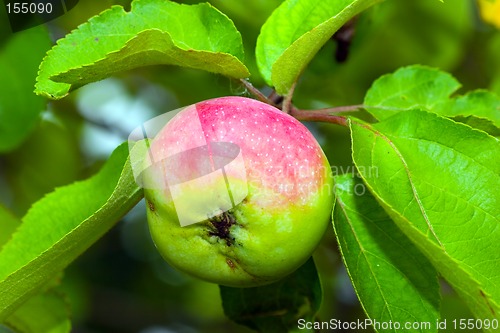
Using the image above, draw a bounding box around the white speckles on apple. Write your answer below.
[153,96,328,206]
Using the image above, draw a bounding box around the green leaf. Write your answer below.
[220,257,322,333]
[435,90,500,133]
[3,292,70,333]
[364,66,500,134]
[363,65,461,120]
[349,110,500,328]
[0,27,51,152]
[0,205,20,248]
[256,0,383,94]
[35,0,249,99]
[333,174,440,333]
[453,116,500,137]
[0,143,143,320]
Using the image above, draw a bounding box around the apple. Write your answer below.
[142,96,333,287]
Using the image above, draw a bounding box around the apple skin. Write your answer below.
[143,96,333,287]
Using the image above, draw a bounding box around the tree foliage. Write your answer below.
[1,0,499,332]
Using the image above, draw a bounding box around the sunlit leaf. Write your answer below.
[333,174,440,332]
[453,116,500,137]
[35,0,249,99]
[256,0,382,94]
[363,65,460,120]
[350,110,500,329]
[0,143,143,320]
[364,65,500,134]
[434,90,500,132]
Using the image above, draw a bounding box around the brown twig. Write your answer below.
[304,104,364,114]
[239,78,361,127]
[289,107,349,127]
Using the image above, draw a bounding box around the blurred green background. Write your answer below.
[0,0,498,332]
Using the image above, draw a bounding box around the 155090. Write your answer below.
[6,2,53,14]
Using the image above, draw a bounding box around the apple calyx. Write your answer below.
[208,211,237,246]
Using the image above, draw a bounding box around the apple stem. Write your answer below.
[239,79,278,107]
[289,107,349,127]
[267,90,284,105]
[282,82,297,114]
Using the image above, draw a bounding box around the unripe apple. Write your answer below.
[142,96,333,287]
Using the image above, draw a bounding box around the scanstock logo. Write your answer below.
[3,0,79,32]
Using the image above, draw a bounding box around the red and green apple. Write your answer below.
[142,96,333,287]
